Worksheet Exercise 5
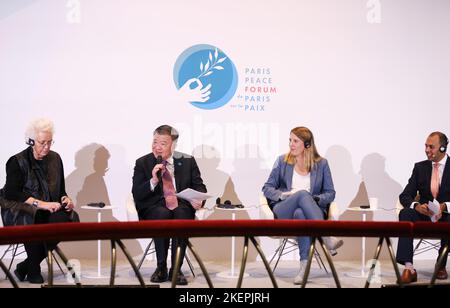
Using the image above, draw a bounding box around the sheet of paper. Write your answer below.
[428,200,441,223]
[176,188,213,202]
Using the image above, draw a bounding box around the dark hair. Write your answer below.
[429,131,449,147]
[154,125,179,141]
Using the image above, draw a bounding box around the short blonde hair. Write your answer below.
[25,118,55,141]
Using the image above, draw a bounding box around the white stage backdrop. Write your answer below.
[1,0,450,261]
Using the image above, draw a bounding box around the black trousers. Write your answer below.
[140,204,195,270]
[397,208,450,266]
[23,210,74,275]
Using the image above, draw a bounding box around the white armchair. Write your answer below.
[259,194,340,273]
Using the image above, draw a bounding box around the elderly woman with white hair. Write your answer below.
[0,118,79,284]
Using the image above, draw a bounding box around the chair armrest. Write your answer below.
[328,202,340,221]
[259,196,274,220]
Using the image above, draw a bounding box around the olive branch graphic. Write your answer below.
[197,48,227,79]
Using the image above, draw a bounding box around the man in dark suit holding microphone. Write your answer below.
[132,125,207,285]
[397,132,450,283]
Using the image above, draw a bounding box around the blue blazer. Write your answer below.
[262,155,336,212]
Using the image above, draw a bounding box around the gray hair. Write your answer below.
[25,118,55,141]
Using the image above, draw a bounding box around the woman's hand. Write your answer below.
[280,191,294,200]
[39,202,61,213]
[61,196,75,211]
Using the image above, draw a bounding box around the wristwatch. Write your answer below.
[32,200,39,207]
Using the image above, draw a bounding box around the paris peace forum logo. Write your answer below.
[173,44,238,110]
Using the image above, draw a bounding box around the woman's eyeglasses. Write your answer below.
[36,140,55,147]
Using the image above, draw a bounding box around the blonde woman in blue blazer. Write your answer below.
[262,127,343,284]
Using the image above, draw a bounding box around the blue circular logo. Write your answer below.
[174,44,238,110]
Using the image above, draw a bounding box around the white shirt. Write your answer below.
[410,155,450,212]
[291,170,311,193]
[150,155,177,192]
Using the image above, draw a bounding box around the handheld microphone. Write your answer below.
[156,155,163,183]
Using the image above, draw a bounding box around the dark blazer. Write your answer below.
[1,147,77,226]
[400,156,450,208]
[132,152,207,217]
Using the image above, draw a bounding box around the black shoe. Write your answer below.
[150,267,168,283]
[169,268,188,286]
[14,261,28,282]
[27,273,44,284]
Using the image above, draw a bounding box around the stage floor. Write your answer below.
[0,259,447,288]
